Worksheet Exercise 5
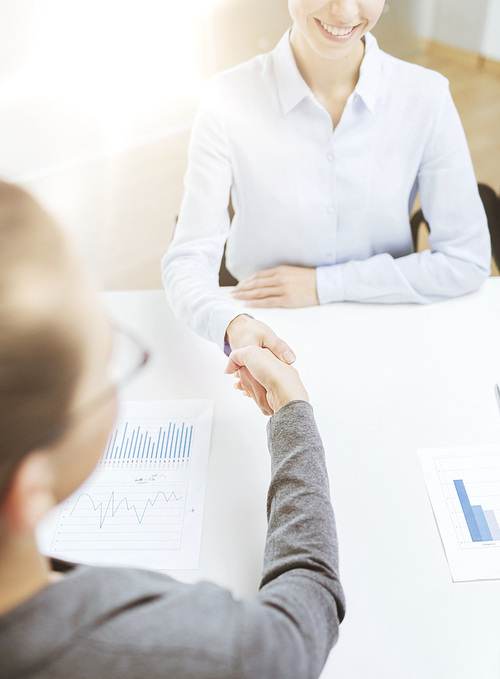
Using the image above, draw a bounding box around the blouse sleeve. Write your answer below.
[161,81,243,349]
[315,85,491,305]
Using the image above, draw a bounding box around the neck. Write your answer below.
[0,530,52,617]
[289,26,365,100]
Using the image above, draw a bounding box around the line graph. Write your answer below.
[70,489,184,529]
[50,482,187,553]
[37,400,214,570]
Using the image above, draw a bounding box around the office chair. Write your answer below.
[410,183,500,269]
[218,196,238,286]
[219,243,238,287]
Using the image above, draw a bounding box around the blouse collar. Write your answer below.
[273,28,382,115]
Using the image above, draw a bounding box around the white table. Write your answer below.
[103,279,500,679]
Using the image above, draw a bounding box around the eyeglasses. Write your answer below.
[38,325,151,448]
[0,326,150,505]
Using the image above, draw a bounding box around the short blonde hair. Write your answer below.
[0,181,83,500]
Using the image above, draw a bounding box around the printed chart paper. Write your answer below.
[418,444,500,582]
[37,400,213,570]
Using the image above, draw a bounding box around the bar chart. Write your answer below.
[419,445,500,580]
[453,479,500,542]
[100,402,195,470]
[435,452,500,548]
[37,399,214,570]
[102,420,194,469]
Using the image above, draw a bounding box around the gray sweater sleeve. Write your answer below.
[233,400,345,679]
[0,401,344,679]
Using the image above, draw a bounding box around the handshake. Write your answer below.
[225,333,308,416]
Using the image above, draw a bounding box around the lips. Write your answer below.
[315,17,359,40]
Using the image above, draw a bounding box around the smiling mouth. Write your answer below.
[317,18,357,37]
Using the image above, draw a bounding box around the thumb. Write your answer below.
[224,346,255,375]
[265,335,296,364]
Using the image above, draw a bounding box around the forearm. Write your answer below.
[316,246,490,305]
[253,400,345,676]
[162,244,242,349]
[161,76,241,347]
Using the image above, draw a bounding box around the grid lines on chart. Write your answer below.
[101,420,194,470]
[434,453,500,548]
[50,483,187,553]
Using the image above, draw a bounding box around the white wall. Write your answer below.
[414,0,436,39]
[417,0,500,60]
[432,0,490,52]
[482,0,500,60]
[371,0,421,56]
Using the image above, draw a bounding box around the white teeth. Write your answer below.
[320,20,354,36]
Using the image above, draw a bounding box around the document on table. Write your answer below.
[37,400,213,570]
[418,444,500,582]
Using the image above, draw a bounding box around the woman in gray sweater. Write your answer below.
[0,181,345,678]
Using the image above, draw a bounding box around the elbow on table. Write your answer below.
[465,251,491,288]
[448,254,491,299]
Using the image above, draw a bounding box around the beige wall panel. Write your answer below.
[212,0,292,72]
[24,130,191,290]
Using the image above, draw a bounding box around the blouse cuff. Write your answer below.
[209,305,246,352]
[316,264,346,305]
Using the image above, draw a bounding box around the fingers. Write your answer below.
[231,361,274,416]
[241,320,296,363]
[232,285,282,301]
[225,346,282,393]
[238,366,273,416]
[224,345,262,374]
[225,356,239,375]
[224,350,248,375]
[231,265,318,309]
[263,333,296,364]
[232,269,282,301]
[224,320,298,412]
[225,346,308,414]
[234,269,278,289]
[224,316,296,364]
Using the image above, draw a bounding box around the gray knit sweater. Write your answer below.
[0,400,345,679]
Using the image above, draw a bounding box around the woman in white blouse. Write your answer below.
[162,0,490,363]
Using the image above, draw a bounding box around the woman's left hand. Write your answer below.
[231,265,319,308]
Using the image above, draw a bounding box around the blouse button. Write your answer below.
[327,206,334,214]
[327,154,334,161]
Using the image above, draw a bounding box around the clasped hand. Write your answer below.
[225,315,307,415]
[231,265,319,308]
[225,346,308,416]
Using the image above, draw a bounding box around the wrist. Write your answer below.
[272,397,310,414]
[273,389,309,412]
[225,313,254,354]
[269,372,309,412]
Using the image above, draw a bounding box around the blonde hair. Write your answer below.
[0,181,83,500]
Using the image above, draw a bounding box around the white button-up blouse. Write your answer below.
[162,31,491,349]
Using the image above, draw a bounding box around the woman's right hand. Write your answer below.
[225,314,296,364]
[225,345,308,416]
